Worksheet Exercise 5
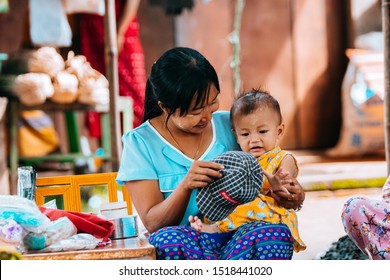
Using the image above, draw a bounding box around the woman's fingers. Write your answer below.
[274,178,305,209]
[284,178,301,193]
[274,190,292,200]
[193,161,224,178]
[194,161,224,177]
[183,161,225,189]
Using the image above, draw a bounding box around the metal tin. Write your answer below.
[100,201,128,220]
[110,215,138,239]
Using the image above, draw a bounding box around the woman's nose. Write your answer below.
[201,106,213,121]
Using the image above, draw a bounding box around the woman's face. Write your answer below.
[170,85,220,134]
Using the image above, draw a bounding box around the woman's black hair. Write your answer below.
[142,47,220,122]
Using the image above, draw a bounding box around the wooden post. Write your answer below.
[383,0,390,174]
[104,0,122,171]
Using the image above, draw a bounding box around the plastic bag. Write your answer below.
[28,47,65,78]
[17,166,36,201]
[38,233,102,252]
[0,195,51,233]
[326,49,384,157]
[29,0,72,47]
[50,70,79,104]
[13,73,54,106]
[78,69,109,105]
[0,218,27,256]
[65,51,93,79]
[24,216,77,250]
[0,218,26,245]
[62,0,105,16]
[42,199,58,209]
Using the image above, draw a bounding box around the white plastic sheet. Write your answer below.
[29,0,72,47]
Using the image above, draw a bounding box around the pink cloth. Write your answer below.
[341,196,390,260]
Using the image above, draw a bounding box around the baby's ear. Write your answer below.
[277,123,285,137]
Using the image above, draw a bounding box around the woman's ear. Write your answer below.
[158,101,168,114]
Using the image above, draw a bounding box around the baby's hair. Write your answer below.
[230,87,282,128]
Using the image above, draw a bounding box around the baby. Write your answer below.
[190,88,306,253]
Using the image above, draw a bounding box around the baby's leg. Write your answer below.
[189,215,221,233]
[189,215,204,232]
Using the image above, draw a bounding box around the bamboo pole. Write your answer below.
[104,0,121,171]
[231,0,245,97]
[383,0,390,174]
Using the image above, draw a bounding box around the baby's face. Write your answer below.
[233,107,284,158]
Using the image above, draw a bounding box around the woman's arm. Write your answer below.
[126,179,192,233]
[126,160,224,233]
[272,178,305,210]
[117,0,140,52]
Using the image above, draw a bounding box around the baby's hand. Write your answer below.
[189,215,204,232]
[264,168,291,196]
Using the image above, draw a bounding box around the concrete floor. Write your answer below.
[292,151,386,259]
[292,188,382,260]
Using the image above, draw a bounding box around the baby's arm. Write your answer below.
[188,215,221,233]
[264,154,299,196]
[279,154,299,179]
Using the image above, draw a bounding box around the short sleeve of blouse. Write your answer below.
[116,128,158,185]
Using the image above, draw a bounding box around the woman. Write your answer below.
[341,176,390,260]
[116,47,305,260]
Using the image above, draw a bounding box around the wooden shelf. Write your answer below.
[17,101,109,112]
[19,152,111,164]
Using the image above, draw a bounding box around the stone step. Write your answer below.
[292,150,387,191]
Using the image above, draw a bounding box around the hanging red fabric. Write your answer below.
[80,0,146,138]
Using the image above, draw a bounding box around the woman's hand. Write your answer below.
[180,160,224,191]
[116,0,140,53]
[270,177,305,210]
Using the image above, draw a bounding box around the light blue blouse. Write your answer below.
[116,111,239,225]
